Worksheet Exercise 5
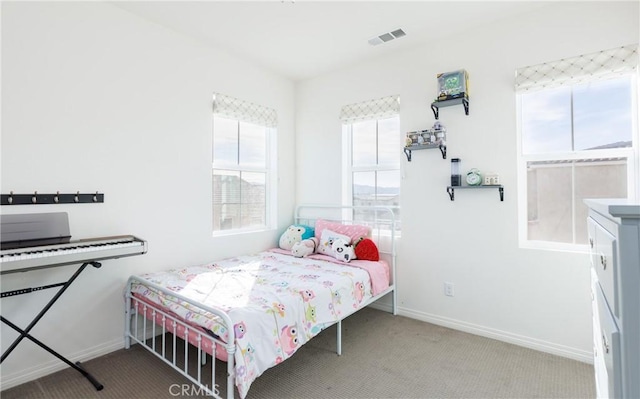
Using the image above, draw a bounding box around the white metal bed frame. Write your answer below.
[124,205,397,399]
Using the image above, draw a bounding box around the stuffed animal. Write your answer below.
[331,238,356,263]
[354,238,379,261]
[279,224,314,250]
[291,237,318,258]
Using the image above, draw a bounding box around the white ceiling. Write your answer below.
[112,1,548,81]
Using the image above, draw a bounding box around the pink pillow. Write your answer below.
[314,219,370,243]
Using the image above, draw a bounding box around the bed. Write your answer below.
[124,205,397,399]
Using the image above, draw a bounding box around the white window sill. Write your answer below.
[519,240,590,255]
[212,226,276,238]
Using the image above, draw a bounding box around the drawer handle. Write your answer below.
[589,238,594,248]
[602,335,610,354]
[600,255,607,270]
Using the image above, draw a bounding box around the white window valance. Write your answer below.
[515,44,638,93]
[340,95,400,124]
[213,93,278,128]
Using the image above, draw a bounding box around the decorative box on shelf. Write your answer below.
[431,69,470,119]
[404,127,446,161]
[437,69,469,102]
[483,173,500,186]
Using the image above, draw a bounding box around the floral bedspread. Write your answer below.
[130,251,388,398]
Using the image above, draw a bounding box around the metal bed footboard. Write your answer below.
[124,276,236,399]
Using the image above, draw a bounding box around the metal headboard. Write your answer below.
[294,204,397,286]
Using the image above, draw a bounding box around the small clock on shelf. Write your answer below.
[465,168,482,186]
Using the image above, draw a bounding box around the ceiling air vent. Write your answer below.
[368,28,406,46]
[390,29,406,39]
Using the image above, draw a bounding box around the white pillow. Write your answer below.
[317,229,351,256]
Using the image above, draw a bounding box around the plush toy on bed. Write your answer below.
[354,237,380,261]
[330,238,356,263]
[279,224,315,250]
[291,237,318,258]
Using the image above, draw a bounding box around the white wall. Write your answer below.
[296,1,638,361]
[0,2,296,388]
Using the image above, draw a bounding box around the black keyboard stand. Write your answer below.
[1,261,104,391]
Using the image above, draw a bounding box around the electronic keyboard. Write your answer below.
[0,235,147,274]
[0,212,147,274]
[0,212,147,391]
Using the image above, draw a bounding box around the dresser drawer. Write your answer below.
[587,219,598,268]
[595,285,622,399]
[591,270,603,396]
[589,218,618,316]
[590,268,599,317]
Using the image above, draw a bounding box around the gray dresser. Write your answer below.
[585,199,640,399]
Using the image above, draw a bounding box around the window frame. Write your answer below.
[341,115,401,232]
[212,115,277,236]
[516,74,639,252]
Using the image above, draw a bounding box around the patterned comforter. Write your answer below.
[129,250,389,398]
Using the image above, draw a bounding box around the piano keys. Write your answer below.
[0,212,147,274]
[1,235,147,274]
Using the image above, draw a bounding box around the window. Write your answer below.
[212,93,276,233]
[516,45,638,249]
[341,96,401,230]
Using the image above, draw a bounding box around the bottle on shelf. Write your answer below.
[451,158,461,186]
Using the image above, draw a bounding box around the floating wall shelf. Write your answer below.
[446,185,504,201]
[431,97,469,120]
[404,144,446,161]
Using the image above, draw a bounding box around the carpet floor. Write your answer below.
[1,307,595,398]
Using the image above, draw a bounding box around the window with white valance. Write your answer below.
[515,44,638,92]
[515,45,639,251]
[340,95,400,124]
[212,93,277,234]
[213,93,278,128]
[340,95,401,231]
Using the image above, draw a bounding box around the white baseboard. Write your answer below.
[0,337,124,391]
[397,306,593,364]
[367,301,393,313]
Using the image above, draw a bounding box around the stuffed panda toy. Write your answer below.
[330,238,356,263]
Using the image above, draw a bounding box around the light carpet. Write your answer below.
[1,307,595,398]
